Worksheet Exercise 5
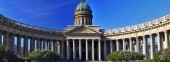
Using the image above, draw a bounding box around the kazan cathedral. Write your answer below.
[0,0,170,61]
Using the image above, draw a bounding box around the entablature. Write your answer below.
[105,14,170,36]
[0,14,64,36]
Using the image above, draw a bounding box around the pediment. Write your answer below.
[73,28,96,33]
[65,26,100,35]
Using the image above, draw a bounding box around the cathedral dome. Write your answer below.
[75,0,92,15]
[74,0,93,26]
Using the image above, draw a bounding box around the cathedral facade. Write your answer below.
[0,0,170,61]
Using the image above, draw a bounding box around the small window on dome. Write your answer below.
[85,9,88,11]
[82,8,84,11]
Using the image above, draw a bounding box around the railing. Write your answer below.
[105,14,170,34]
[0,14,64,34]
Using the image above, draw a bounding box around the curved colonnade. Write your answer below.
[0,13,170,60]
[0,14,65,57]
[105,14,170,59]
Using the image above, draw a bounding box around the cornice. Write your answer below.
[0,14,64,36]
[105,14,170,37]
[0,14,170,38]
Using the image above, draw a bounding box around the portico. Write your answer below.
[65,25,102,60]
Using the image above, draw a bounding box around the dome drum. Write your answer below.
[75,11,92,16]
[75,14,93,18]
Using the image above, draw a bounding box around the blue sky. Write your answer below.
[0,0,170,30]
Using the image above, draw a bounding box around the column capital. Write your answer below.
[135,36,139,40]
[60,40,64,42]
[103,39,108,41]
[149,34,153,37]
[78,39,82,41]
[142,35,146,37]
[122,38,126,41]
[142,36,146,39]
[72,39,75,41]
[30,37,35,39]
[92,39,95,41]
[24,36,28,39]
[98,39,101,41]
[163,30,168,33]
[135,36,139,39]
[128,38,132,40]
[102,39,106,42]
[52,40,56,43]
[85,39,88,41]
[66,39,69,41]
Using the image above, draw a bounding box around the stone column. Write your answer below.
[73,39,76,59]
[164,31,169,48]
[53,40,56,52]
[9,33,14,52]
[61,40,64,58]
[48,40,51,51]
[56,41,60,54]
[84,18,86,25]
[50,40,53,51]
[110,40,113,53]
[50,41,52,51]
[66,39,70,59]
[45,40,49,50]
[116,40,120,51]
[86,18,89,25]
[92,39,95,61]
[17,35,21,56]
[123,39,126,51]
[142,35,147,59]
[79,39,82,60]
[39,39,42,50]
[86,39,88,60]
[98,39,101,61]
[41,40,44,49]
[30,37,35,52]
[0,30,2,44]
[56,41,59,53]
[157,33,162,51]
[104,40,107,60]
[43,40,45,50]
[135,37,140,52]
[4,32,9,50]
[150,34,154,59]
[129,38,133,51]
[36,39,40,49]
[24,36,28,56]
